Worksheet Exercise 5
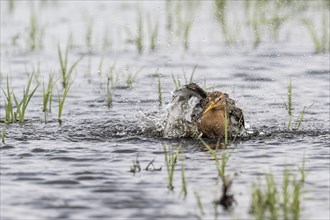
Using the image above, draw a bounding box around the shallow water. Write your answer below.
[1,1,330,220]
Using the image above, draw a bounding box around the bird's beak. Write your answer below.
[202,101,215,115]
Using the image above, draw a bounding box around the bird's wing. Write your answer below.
[181,83,207,99]
[228,106,245,129]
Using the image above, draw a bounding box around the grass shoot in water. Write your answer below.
[58,44,84,89]
[136,12,143,54]
[284,78,312,130]
[287,77,293,129]
[42,74,54,123]
[157,74,163,107]
[296,104,313,130]
[182,65,197,85]
[129,154,141,173]
[12,73,39,123]
[180,154,187,199]
[105,63,118,108]
[2,77,15,124]
[126,67,143,88]
[250,164,305,220]
[57,81,72,125]
[85,19,94,51]
[107,63,117,88]
[215,0,235,45]
[163,144,181,190]
[171,73,182,89]
[183,18,193,50]
[198,138,229,181]
[106,78,114,108]
[147,14,159,52]
[172,65,197,89]
[28,7,44,51]
[252,1,262,48]
[303,13,330,53]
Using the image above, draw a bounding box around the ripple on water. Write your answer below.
[41,180,80,185]
[14,177,45,181]
[17,153,34,158]
[31,148,48,153]
[49,156,94,162]
[75,176,108,181]
[0,145,16,150]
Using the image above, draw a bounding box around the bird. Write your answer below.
[164,83,244,138]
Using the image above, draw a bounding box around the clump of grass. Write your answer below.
[251,1,263,48]
[163,144,182,190]
[129,154,141,173]
[147,15,159,52]
[58,44,84,89]
[107,63,118,89]
[28,7,45,51]
[57,81,72,125]
[171,73,182,89]
[126,67,143,88]
[106,78,114,108]
[183,18,193,50]
[284,78,313,130]
[268,2,289,41]
[105,63,118,108]
[85,19,94,51]
[250,165,305,220]
[296,104,313,130]
[165,0,173,31]
[2,77,15,124]
[215,0,236,44]
[136,12,143,54]
[12,73,39,123]
[172,65,197,89]
[303,13,330,53]
[125,11,144,54]
[42,74,54,123]
[182,65,197,84]
[157,74,163,107]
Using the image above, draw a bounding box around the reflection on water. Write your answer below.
[1,1,329,220]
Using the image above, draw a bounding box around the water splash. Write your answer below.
[163,87,201,138]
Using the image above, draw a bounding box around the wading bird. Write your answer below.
[164,83,245,138]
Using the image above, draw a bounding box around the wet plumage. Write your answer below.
[164,83,245,138]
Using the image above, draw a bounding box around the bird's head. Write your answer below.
[202,92,227,115]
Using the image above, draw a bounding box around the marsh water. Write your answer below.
[1,1,329,220]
